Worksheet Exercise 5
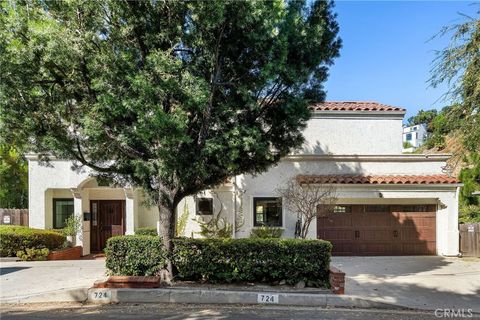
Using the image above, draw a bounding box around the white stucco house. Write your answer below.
[402,123,428,152]
[27,101,461,256]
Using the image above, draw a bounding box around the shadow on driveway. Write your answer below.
[0,267,30,276]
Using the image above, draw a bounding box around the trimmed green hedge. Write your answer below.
[173,238,331,286]
[105,236,332,286]
[0,225,65,257]
[105,235,167,276]
[135,227,158,236]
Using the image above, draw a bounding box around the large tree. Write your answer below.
[0,0,341,277]
[430,8,480,152]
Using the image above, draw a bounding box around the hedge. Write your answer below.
[0,225,66,257]
[105,235,332,286]
[105,235,166,276]
[135,227,158,236]
[173,238,332,286]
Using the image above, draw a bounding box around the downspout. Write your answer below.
[233,176,237,239]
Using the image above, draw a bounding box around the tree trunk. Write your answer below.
[158,201,176,283]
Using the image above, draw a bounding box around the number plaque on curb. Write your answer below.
[257,293,279,304]
[90,289,111,303]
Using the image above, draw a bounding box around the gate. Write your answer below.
[0,208,29,226]
[459,223,480,257]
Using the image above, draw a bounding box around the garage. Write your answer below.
[317,204,436,255]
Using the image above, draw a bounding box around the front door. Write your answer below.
[90,200,125,252]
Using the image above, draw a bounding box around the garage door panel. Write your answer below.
[317,204,436,256]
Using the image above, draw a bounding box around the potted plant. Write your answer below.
[62,215,82,247]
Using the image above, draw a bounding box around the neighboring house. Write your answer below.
[27,101,461,256]
[403,123,428,152]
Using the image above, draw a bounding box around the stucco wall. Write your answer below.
[302,115,403,155]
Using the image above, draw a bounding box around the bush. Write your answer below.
[0,225,65,257]
[250,226,283,239]
[105,235,166,276]
[16,248,50,261]
[135,227,158,236]
[173,238,332,286]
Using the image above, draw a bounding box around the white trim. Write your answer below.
[251,196,285,228]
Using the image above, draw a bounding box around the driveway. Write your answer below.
[332,256,480,312]
[0,260,106,303]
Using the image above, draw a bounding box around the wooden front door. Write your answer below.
[90,200,125,252]
[317,204,436,256]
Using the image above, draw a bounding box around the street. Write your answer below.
[1,303,478,320]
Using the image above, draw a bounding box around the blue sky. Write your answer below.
[324,1,478,120]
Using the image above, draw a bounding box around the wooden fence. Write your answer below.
[459,223,480,257]
[0,208,29,226]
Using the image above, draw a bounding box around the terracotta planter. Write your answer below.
[47,246,82,260]
[93,276,161,288]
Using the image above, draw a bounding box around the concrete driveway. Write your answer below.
[0,260,106,303]
[332,256,480,312]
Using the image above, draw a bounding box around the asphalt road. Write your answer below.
[1,303,478,320]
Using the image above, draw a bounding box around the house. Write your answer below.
[27,101,461,256]
[402,123,428,152]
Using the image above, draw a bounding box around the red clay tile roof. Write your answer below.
[309,101,406,112]
[296,174,459,185]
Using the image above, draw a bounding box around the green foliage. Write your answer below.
[430,9,480,152]
[104,236,332,286]
[105,235,166,276]
[195,212,233,239]
[62,215,82,238]
[0,1,341,257]
[403,141,413,149]
[16,248,50,261]
[176,202,190,237]
[0,226,65,257]
[250,226,283,239]
[135,227,158,236]
[173,238,332,286]
[423,105,461,150]
[0,144,28,208]
[459,205,480,223]
[407,109,438,128]
[459,153,480,206]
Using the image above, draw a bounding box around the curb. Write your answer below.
[1,288,88,304]
[87,287,404,310]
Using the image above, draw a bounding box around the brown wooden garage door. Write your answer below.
[317,205,436,255]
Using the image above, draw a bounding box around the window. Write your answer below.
[53,198,74,229]
[332,205,351,213]
[364,205,389,213]
[413,126,418,131]
[254,197,282,227]
[196,198,213,215]
[406,133,412,141]
[399,205,431,212]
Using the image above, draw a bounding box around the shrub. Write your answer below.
[62,215,82,237]
[173,238,332,286]
[16,248,50,261]
[135,227,158,236]
[250,226,283,239]
[105,235,166,276]
[0,225,65,257]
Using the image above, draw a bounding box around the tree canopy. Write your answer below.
[430,7,480,152]
[0,0,341,274]
[406,109,438,129]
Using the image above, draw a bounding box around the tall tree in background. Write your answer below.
[0,0,341,278]
[430,7,480,152]
[406,109,438,130]
[0,144,28,208]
